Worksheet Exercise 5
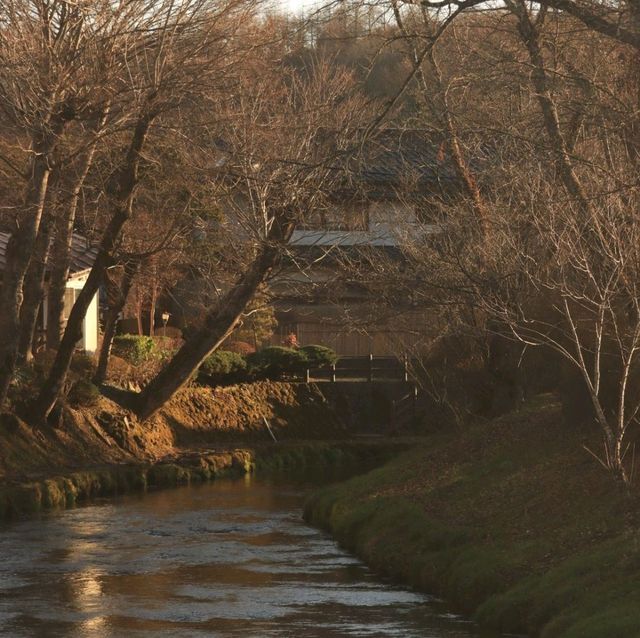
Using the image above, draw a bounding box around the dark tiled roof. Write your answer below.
[338,129,457,192]
[0,232,98,275]
[353,131,458,186]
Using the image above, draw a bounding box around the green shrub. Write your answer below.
[151,335,182,363]
[112,335,156,365]
[300,344,338,367]
[247,346,308,380]
[68,379,100,407]
[199,350,247,385]
[8,364,40,409]
[11,364,39,390]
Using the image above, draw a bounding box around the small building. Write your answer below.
[0,232,99,354]
[269,131,456,355]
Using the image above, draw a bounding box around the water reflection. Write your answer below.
[0,477,499,637]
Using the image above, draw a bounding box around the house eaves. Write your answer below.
[0,232,98,276]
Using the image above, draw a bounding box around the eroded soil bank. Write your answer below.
[0,382,393,518]
[304,395,640,638]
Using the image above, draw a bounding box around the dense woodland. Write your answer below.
[0,0,639,483]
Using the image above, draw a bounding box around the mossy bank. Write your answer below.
[0,381,400,519]
[0,374,411,520]
[0,439,403,520]
[304,395,640,638]
[0,451,253,518]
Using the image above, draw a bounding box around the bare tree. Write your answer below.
[0,0,98,398]
[480,178,640,484]
[31,0,259,422]
[127,59,370,420]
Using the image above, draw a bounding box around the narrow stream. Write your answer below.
[0,475,499,637]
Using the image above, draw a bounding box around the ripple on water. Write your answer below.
[0,480,498,638]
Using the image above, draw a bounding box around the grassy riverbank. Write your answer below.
[0,381,370,519]
[304,395,640,638]
[0,436,404,519]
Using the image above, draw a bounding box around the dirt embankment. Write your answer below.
[0,381,344,483]
[0,382,348,516]
[304,395,640,638]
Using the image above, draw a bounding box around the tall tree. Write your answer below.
[31,0,262,422]
[129,60,369,420]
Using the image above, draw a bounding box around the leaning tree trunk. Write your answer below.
[16,207,56,363]
[0,124,64,402]
[132,227,294,422]
[93,258,141,385]
[32,114,153,424]
[46,108,109,350]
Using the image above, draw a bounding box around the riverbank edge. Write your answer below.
[303,397,640,638]
[0,439,404,520]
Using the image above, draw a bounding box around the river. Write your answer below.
[0,474,499,637]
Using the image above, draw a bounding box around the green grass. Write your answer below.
[304,396,640,637]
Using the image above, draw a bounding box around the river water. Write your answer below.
[0,475,498,638]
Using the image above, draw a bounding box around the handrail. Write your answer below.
[305,354,411,383]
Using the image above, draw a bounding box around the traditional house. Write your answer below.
[160,130,465,355]
[0,233,99,354]
[269,130,458,355]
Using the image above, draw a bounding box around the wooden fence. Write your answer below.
[305,354,410,383]
[302,355,421,434]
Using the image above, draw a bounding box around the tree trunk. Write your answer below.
[94,258,140,385]
[32,114,153,424]
[149,263,157,337]
[16,208,56,363]
[133,228,294,421]
[0,124,63,402]
[46,108,109,350]
[149,288,156,337]
[47,217,77,350]
[612,437,629,485]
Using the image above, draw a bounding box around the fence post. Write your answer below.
[390,398,398,435]
[368,353,374,382]
[330,363,336,383]
[305,368,310,384]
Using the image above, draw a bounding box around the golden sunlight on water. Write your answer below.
[0,478,501,638]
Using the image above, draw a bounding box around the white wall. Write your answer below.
[59,274,99,354]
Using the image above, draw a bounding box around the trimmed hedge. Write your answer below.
[199,350,247,385]
[197,344,339,384]
[112,335,156,365]
[300,344,338,367]
[247,346,308,380]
